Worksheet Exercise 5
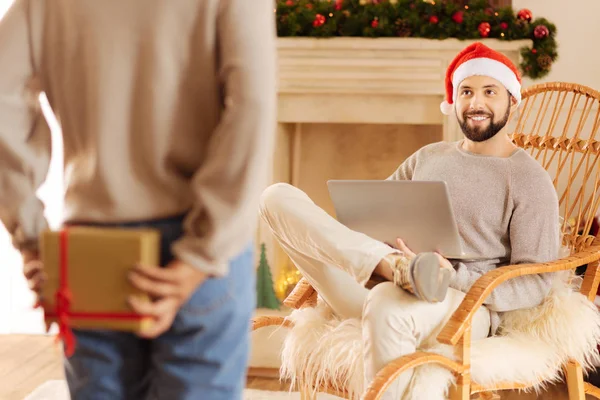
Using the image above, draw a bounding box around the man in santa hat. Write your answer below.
[259,42,559,399]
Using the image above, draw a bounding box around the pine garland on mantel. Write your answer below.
[275,0,558,79]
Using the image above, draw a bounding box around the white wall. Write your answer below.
[515,0,600,90]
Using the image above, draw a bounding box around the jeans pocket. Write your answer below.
[178,274,234,317]
[177,244,255,317]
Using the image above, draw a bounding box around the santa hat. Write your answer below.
[440,42,522,115]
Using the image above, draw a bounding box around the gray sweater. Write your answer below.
[388,141,560,333]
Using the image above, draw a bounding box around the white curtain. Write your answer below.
[0,0,64,334]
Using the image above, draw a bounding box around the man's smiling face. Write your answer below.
[454,75,514,143]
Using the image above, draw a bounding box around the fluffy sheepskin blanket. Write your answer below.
[280,276,600,399]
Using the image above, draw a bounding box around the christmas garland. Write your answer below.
[275,0,558,79]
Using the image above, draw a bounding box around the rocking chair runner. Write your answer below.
[252,82,600,400]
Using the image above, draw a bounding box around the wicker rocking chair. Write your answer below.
[252,82,600,400]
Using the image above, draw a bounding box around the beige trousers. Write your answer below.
[259,183,491,399]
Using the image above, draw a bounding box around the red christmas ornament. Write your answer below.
[371,18,379,28]
[531,48,537,54]
[313,14,326,28]
[285,0,293,5]
[478,22,491,38]
[534,25,549,39]
[517,9,533,22]
[335,0,343,11]
[500,22,508,30]
[429,15,439,25]
[452,11,464,24]
[306,3,314,10]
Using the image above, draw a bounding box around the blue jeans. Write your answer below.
[64,214,256,400]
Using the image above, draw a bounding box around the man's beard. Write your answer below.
[458,102,510,143]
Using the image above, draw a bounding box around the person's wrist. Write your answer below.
[172,259,209,287]
[21,249,39,263]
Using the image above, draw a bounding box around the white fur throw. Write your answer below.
[280,277,600,399]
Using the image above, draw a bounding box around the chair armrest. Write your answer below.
[437,244,600,346]
[282,277,317,309]
[252,316,293,331]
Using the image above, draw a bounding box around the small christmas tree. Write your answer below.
[256,243,280,310]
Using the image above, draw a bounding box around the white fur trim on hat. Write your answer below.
[452,57,521,106]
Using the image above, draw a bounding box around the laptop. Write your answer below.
[327,180,486,261]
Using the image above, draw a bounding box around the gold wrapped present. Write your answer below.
[40,227,160,343]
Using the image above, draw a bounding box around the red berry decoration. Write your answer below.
[500,22,508,30]
[429,15,439,24]
[478,22,491,38]
[534,25,549,39]
[335,0,343,11]
[285,0,293,5]
[517,9,533,22]
[371,18,379,28]
[452,11,464,24]
[313,14,326,27]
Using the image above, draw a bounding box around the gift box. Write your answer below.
[40,226,160,352]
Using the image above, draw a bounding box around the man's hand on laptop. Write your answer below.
[394,238,454,272]
[380,238,455,302]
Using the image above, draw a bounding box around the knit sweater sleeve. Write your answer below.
[451,160,560,312]
[387,150,419,181]
[0,0,50,252]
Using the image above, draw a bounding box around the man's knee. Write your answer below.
[260,183,291,213]
[259,182,303,218]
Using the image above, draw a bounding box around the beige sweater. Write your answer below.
[388,141,560,329]
[0,0,277,276]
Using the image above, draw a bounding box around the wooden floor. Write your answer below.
[0,334,588,399]
[0,335,65,400]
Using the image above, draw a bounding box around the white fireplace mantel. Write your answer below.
[277,37,531,140]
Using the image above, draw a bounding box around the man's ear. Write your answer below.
[510,95,519,112]
[506,95,520,124]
